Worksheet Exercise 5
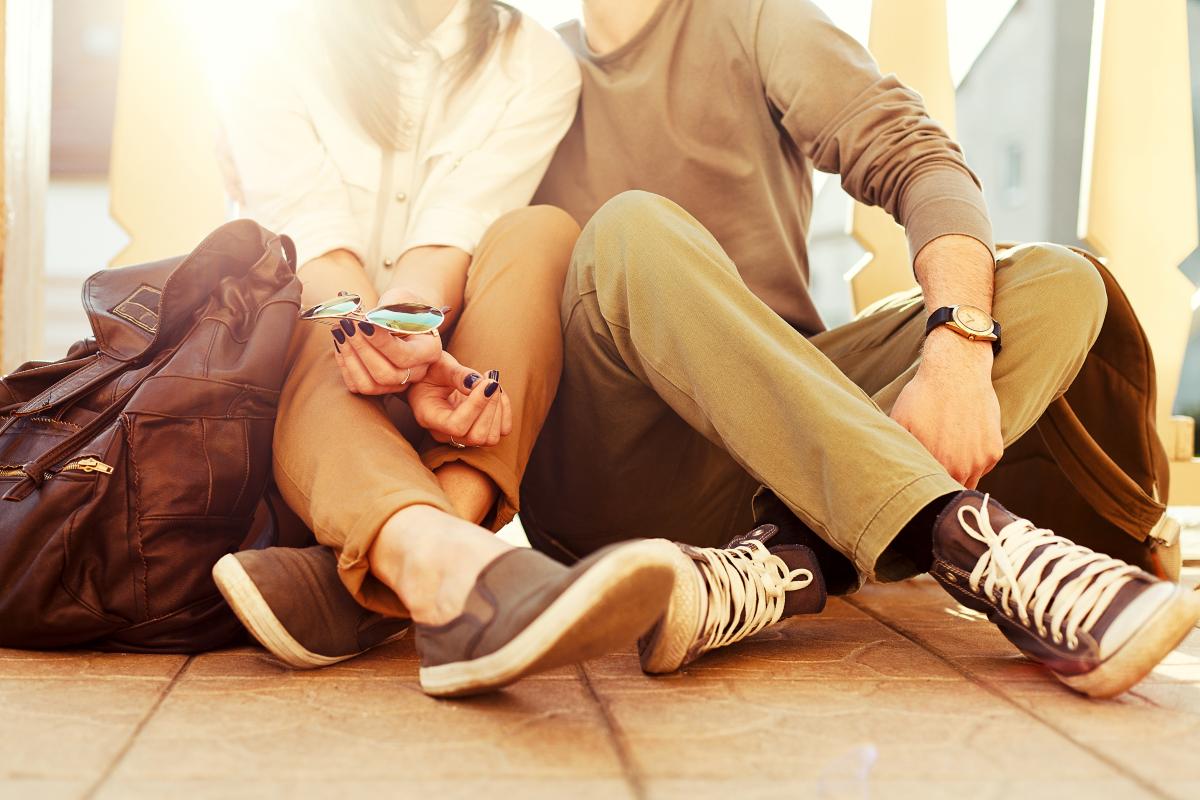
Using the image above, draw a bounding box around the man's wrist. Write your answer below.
[922,326,994,377]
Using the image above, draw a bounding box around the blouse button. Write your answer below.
[394,192,407,203]
[383,257,394,269]
[403,119,415,131]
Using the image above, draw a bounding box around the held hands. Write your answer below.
[889,331,1003,490]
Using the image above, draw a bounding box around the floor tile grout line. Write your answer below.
[81,655,194,800]
[843,597,1176,800]
[577,664,648,800]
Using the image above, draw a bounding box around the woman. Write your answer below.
[210,0,678,697]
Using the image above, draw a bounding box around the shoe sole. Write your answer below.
[637,543,704,674]
[419,540,678,698]
[1059,587,1200,698]
[212,554,407,670]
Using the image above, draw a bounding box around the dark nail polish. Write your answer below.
[332,328,345,345]
[484,381,500,398]
[464,373,482,389]
[487,369,500,382]
[340,319,356,337]
[333,340,341,353]
[358,321,375,336]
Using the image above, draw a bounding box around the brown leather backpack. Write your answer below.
[0,220,300,652]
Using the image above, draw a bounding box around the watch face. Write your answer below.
[952,305,993,335]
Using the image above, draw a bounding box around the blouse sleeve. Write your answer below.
[212,47,367,267]
[400,22,582,255]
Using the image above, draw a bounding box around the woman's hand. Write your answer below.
[332,287,443,395]
[407,352,513,447]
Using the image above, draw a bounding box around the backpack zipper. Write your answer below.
[0,456,114,479]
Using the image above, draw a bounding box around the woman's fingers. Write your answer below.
[498,390,512,438]
[343,323,415,387]
[335,331,416,394]
[486,391,503,446]
[465,393,500,446]
[424,351,484,394]
[444,379,501,438]
[363,325,442,370]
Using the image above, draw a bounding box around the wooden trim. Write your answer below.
[1,0,51,370]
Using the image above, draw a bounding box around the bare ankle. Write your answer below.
[369,504,509,625]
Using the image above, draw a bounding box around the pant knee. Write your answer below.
[474,205,581,292]
[1002,243,1108,345]
[580,190,713,294]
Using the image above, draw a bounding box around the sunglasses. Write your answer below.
[299,292,450,335]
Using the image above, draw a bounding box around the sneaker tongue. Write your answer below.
[725,524,781,549]
[933,490,1022,571]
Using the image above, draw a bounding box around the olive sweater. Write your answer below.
[534,0,994,334]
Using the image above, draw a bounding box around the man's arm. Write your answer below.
[753,0,1001,485]
[890,234,1002,488]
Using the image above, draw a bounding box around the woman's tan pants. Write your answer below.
[272,207,580,615]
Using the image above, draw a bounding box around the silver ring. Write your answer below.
[449,437,467,449]
[400,368,411,385]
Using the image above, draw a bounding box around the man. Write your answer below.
[515,0,1200,697]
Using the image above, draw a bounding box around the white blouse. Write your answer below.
[214,1,581,292]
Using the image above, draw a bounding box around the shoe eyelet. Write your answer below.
[944,572,957,584]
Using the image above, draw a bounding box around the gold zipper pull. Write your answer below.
[65,457,114,475]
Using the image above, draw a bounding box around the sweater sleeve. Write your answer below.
[753,0,995,263]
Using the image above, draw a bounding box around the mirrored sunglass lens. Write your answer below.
[367,303,445,334]
[301,295,361,319]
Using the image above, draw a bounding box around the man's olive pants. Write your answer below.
[520,191,1108,590]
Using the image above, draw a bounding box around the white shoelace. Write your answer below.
[692,541,814,655]
[958,495,1142,649]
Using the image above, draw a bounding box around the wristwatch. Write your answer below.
[925,305,1002,354]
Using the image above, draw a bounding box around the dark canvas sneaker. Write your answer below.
[931,490,1200,698]
[213,546,410,669]
[415,539,678,697]
[638,525,827,674]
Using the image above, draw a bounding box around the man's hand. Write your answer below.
[407,352,512,447]
[333,287,444,394]
[890,331,1002,489]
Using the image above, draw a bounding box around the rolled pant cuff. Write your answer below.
[331,487,456,618]
[851,472,964,586]
[422,446,522,531]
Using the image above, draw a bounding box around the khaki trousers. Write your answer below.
[272,207,580,615]
[520,191,1108,590]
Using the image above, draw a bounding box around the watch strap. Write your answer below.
[925,306,1002,355]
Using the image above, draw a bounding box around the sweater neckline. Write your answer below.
[577,0,680,66]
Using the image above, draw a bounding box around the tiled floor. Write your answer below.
[3,569,1199,800]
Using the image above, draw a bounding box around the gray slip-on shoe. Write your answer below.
[932,490,1200,698]
[639,524,827,674]
[213,545,410,669]
[415,539,678,698]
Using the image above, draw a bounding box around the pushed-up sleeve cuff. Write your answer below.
[277,209,366,269]
[401,206,490,256]
[901,172,997,265]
